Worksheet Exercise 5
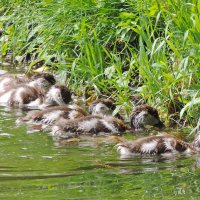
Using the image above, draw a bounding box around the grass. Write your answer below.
[0,0,199,131]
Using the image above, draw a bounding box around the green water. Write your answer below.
[0,66,200,200]
[0,107,200,200]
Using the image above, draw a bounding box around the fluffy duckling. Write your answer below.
[116,131,200,157]
[0,73,55,92]
[27,73,56,91]
[0,74,29,92]
[89,98,123,119]
[20,104,87,125]
[0,84,44,107]
[51,115,127,139]
[27,84,71,108]
[0,84,71,108]
[130,104,165,130]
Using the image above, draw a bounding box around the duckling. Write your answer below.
[19,104,87,125]
[51,115,127,139]
[130,104,165,130]
[0,84,45,107]
[116,131,200,157]
[0,84,71,108]
[0,73,56,92]
[89,98,123,119]
[0,74,29,92]
[28,73,56,91]
[27,84,71,108]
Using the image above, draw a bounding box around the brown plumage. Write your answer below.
[0,83,71,108]
[89,98,123,119]
[130,104,165,130]
[20,105,87,125]
[116,132,200,156]
[53,84,71,105]
[30,73,56,85]
[27,84,72,107]
[51,115,127,139]
[0,74,29,92]
[0,84,45,106]
[0,73,56,92]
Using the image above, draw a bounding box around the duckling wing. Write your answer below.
[116,137,159,155]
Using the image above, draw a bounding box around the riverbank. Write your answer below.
[0,0,199,131]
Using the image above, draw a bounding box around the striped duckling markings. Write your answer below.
[27,84,72,108]
[89,99,116,115]
[0,73,56,107]
[116,131,200,157]
[0,85,45,107]
[42,84,72,106]
[50,103,165,140]
[0,74,29,92]
[0,73,56,93]
[0,83,71,108]
[51,115,128,139]
[19,105,87,125]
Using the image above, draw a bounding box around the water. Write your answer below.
[0,67,200,199]
[1,105,200,199]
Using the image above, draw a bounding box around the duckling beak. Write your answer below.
[154,121,165,129]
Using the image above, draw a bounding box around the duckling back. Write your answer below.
[51,115,127,139]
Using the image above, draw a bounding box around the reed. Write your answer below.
[0,0,199,130]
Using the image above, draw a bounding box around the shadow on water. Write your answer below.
[0,173,79,181]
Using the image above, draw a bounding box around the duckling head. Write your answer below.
[44,84,71,106]
[90,102,112,116]
[131,105,165,130]
[89,99,117,116]
[29,73,56,90]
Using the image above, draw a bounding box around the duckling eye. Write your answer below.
[100,106,107,110]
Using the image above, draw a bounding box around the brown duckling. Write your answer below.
[0,73,55,92]
[51,115,127,139]
[116,131,200,157]
[89,98,123,119]
[20,104,87,125]
[130,104,165,130]
[0,84,44,107]
[0,84,71,108]
[28,84,72,108]
[0,74,29,92]
[27,73,56,91]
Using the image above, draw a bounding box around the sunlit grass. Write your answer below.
[0,0,199,131]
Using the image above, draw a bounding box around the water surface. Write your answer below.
[0,106,200,200]
[0,67,200,200]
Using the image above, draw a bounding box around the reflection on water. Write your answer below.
[115,154,194,174]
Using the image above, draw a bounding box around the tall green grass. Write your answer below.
[0,0,199,130]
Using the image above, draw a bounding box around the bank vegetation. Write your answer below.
[0,0,199,131]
